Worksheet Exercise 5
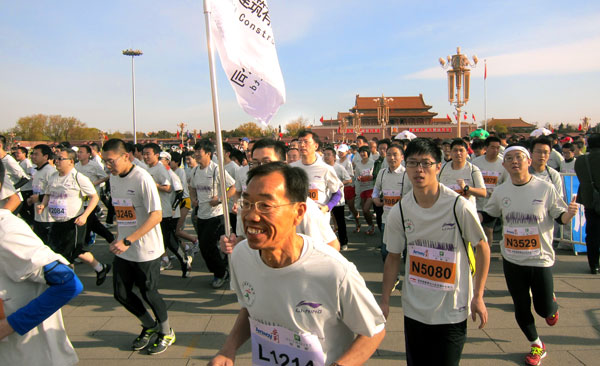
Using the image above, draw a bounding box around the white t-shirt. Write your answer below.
[168,169,183,219]
[110,166,164,262]
[471,155,508,211]
[373,165,410,223]
[45,169,96,222]
[483,176,567,267]
[32,163,56,223]
[146,163,174,218]
[0,209,78,366]
[75,160,108,195]
[1,154,28,189]
[559,158,576,174]
[133,157,148,170]
[547,149,564,171]
[353,159,375,193]
[383,184,487,325]
[234,165,250,237]
[173,167,189,199]
[230,234,385,365]
[225,161,239,214]
[438,161,486,207]
[18,158,34,191]
[291,159,343,207]
[529,165,564,198]
[337,157,354,183]
[332,163,350,206]
[189,161,236,220]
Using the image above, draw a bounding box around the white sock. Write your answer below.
[531,338,543,347]
[93,263,104,272]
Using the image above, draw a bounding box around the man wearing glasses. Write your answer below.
[37,148,111,286]
[209,162,385,366]
[101,139,176,355]
[529,137,563,197]
[381,138,490,366]
[482,145,578,366]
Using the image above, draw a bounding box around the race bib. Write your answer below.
[382,189,401,210]
[481,171,501,189]
[308,183,319,201]
[113,198,137,227]
[359,169,372,182]
[408,245,457,291]
[48,196,68,219]
[504,226,541,256]
[250,318,325,366]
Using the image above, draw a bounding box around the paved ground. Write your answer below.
[65,216,600,365]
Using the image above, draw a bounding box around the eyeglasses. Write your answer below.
[239,199,296,213]
[55,157,72,162]
[405,160,436,168]
[104,155,124,165]
[532,149,550,155]
[504,154,527,162]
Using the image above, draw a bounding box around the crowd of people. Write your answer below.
[0,129,598,366]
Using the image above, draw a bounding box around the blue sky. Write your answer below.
[1,0,599,134]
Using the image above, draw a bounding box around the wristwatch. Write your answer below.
[123,237,132,246]
[463,185,470,194]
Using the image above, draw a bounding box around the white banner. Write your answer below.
[207,0,286,125]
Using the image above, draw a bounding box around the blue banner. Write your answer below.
[563,175,587,254]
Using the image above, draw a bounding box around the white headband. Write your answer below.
[503,146,530,159]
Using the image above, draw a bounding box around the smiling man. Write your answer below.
[209,162,385,366]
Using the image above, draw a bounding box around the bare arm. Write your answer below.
[334,328,386,366]
[3,193,21,213]
[157,184,172,193]
[380,252,402,318]
[110,210,163,255]
[75,193,99,226]
[208,308,251,366]
[471,239,490,329]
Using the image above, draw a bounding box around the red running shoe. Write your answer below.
[525,343,547,366]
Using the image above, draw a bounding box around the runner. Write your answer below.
[37,148,111,285]
[483,145,578,366]
[28,144,56,242]
[323,146,351,251]
[209,162,385,366]
[353,146,376,234]
[372,139,391,233]
[14,146,35,225]
[529,137,563,197]
[188,139,236,288]
[101,139,176,355]
[438,138,487,208]
[381,138,490,366]
[168,152,199,257]
[0,158,83,365]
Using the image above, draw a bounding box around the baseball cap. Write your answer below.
[159,151,171,160]
[241,137,250,142]
[337,144,349,153]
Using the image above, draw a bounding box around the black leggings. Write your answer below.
[195,215,227,278]
[503,258,558,341]
[113,256,168,323]
[331,206,348,246]
[160,218,186,269]
[404,316,466,366]
[85,207,115,243]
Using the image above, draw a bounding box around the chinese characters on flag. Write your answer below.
[207,0,286,125]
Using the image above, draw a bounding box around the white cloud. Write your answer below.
[406,37,600,80]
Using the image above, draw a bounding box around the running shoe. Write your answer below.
[211,270,229,289]
[525,343,546,366]
[182,256,193,278]
[192,240,200,256]
[87,232,96,246]
[147,328,176,355]
[160,260,173,271]
[132,323,159,351]
[341,244,349,251]
[96,263,112,286]
[546,295,559,326]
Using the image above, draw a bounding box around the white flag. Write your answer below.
[207,0,286,125]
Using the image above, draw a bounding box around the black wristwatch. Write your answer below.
[123,237,132,246]
[463,185,470,194]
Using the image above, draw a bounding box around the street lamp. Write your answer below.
[348,110,364,140]
[439,47,478,138]
[122,48,143,143]
[339,117,349,143]
[177,122,186,146]
[373,94,393,139]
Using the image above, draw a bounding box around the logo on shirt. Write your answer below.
[127,189,136,195]
[502,197,511,208]
[532,199,543,205]
[295,300,323,314]
[404,219,415,233]
[242,281,256,306]
[442,223,456,231]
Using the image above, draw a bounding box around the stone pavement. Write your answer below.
[65,218,600,366]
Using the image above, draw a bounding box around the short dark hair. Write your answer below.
[78,145,92,155]
[34,144,53,159]
[102,139,128,154]
[171,151,182,165]
[0,135,6,149]
[194,138,214,157]
[297,130,321,149]
[358,146,370,156]
[223,142,234,155]
[588,133,600,149]
[531,136,552,152]
[0,160,5,189]
[230,149,246,165]
[124,141,134,153]
[246,161,308,203]
[251,138,286,161]
[17,146,28,155]
[143,143,162,155]
[377,138,391,148]
[387,143,404,155]
[405,138,442,163]
[90,142,100,152]
[134,143,144,154]
[60,148,77,161]
[574,140,584,150]
[471,139,485,151]
[562,142,574,151]
[498,132,507,140]
[357,136,368,144]
[484,136,501,146]
[324,146,336,155]
[450,138,468,150]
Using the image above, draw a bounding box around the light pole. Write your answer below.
[439,47,478,138]
[374,94,393,139]
[348,110,364,140]
[122,49,143,143]
[339,117,349,143]
[177,122,186,146]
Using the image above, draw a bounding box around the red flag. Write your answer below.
[446,114,451,120]
[464,112,468,120]
[319,116,324,123]
[176,130,180,138]
[578,124,582,131]
[472,113,476,121]
[484,63,487,80]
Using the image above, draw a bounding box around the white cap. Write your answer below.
[71,146,79,152]
[159,151,171,160]
[337,144,349,153]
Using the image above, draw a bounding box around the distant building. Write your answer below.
[487,118,536,134]
[312,94,476,142]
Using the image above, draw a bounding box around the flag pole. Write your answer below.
[484,59,487,131]
[203,0,231,237]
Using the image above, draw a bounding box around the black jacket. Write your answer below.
[574,148,600,208]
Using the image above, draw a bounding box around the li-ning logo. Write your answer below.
[295,301,323,314]
[127,190,135,195]
[442,222,456,231]
[532,199,543,205]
